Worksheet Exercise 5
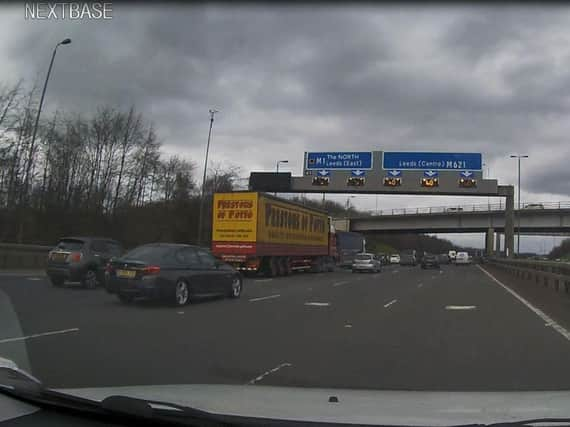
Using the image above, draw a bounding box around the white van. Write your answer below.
[455,252,470,265]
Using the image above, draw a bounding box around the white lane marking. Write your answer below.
[417,283,424,288]
[0,328,79,344]
[304,302,330,307]
[249,294,281,302]
[248,362,292,385]
[392,270,399,274]
[344,324,353,328]
[332,281,349,287]
[439,270,444,274]
[477,265,570,342]
[446,305,477,310]
[254,279,273,283]
[26,277,42,281]
[177,311,184,315]
[383,299,398,308]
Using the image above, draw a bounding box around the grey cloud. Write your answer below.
[3,5,570,200]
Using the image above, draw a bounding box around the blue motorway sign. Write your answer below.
[423,170,439,178]
[317,170,330,177]
[306,152,373,170]
[460,171,474,178]
[387,170,402,177]
[382,152,482,171]
[351,170,366,177]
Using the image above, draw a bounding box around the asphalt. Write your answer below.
[1,264,570,391]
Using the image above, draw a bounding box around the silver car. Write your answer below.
[352,253,382,273]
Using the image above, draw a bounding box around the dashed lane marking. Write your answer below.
[417,283,423,288]
[304,302,331,307]
[254,279,273,283]
[446,305,477,310]
[332,281,349,287]
[247,363,292,385]
[249,294,281,302]
[0,328,79,344]
[383,299,398,308]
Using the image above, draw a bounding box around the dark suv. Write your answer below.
[46,237,124,288]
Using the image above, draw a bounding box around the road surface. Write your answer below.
[1,264,570,390]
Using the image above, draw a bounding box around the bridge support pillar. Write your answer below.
[485,228,494,256]
[504,186,515,258]
[495,233,501,255]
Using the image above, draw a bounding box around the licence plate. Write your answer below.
[51,253,67,262]
[116,269,136,279]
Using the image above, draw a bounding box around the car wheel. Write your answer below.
[118,294,133,304]
[173,279,190,306]
[82,269,98,289]
[229,276,242,299]
[50,277,64,287]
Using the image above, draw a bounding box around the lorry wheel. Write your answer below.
[264,257,278,277]
[283,258,292,276]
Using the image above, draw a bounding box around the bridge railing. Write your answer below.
[367,201,570,217]
[485,257,570,295]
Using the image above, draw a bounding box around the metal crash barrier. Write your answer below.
[486,258,570,295]
[0,243,52,270]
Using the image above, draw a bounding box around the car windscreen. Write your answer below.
[121,245,176,264]
[355,254,372,260]
[55,239,85,251]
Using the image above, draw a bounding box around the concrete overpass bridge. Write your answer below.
[336,201,570,255]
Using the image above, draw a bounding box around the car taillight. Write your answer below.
[143,265,160,275]
[68,252,83,263]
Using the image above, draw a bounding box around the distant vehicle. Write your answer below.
[376,253,388,265]
[389,254,401,264]
[352,253,382,273]
[523,203,545,210]
[445,207,464,212]
[437,253,450,264]
[336,231,366,268]
[455,252,471,266]
[399,252,417,266]
[448,250,457,262]
[105,243,243,306]
[46,237,124,288]
[421,254,440,269]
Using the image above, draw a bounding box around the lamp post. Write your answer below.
[510,154,529,256]
[274,160,288,196]
[24,38,71,199]
[197,109,218,246]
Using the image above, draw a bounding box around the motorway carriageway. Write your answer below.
[1,264,570,390]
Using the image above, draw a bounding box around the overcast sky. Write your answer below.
[1,3,569,251]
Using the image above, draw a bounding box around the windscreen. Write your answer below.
[355,254,372,261]
[122,246,176,264]
[55,239,85,251]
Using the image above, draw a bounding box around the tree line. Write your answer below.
[0,81,239,247]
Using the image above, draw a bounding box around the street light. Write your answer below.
[25,38,71,198]
[197,109,219,246]
[510,154,529,256]
[276,159,288,173]
[274,160,288,196]
[345,196,356,215]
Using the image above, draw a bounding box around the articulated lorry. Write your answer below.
[211,192,337,276]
